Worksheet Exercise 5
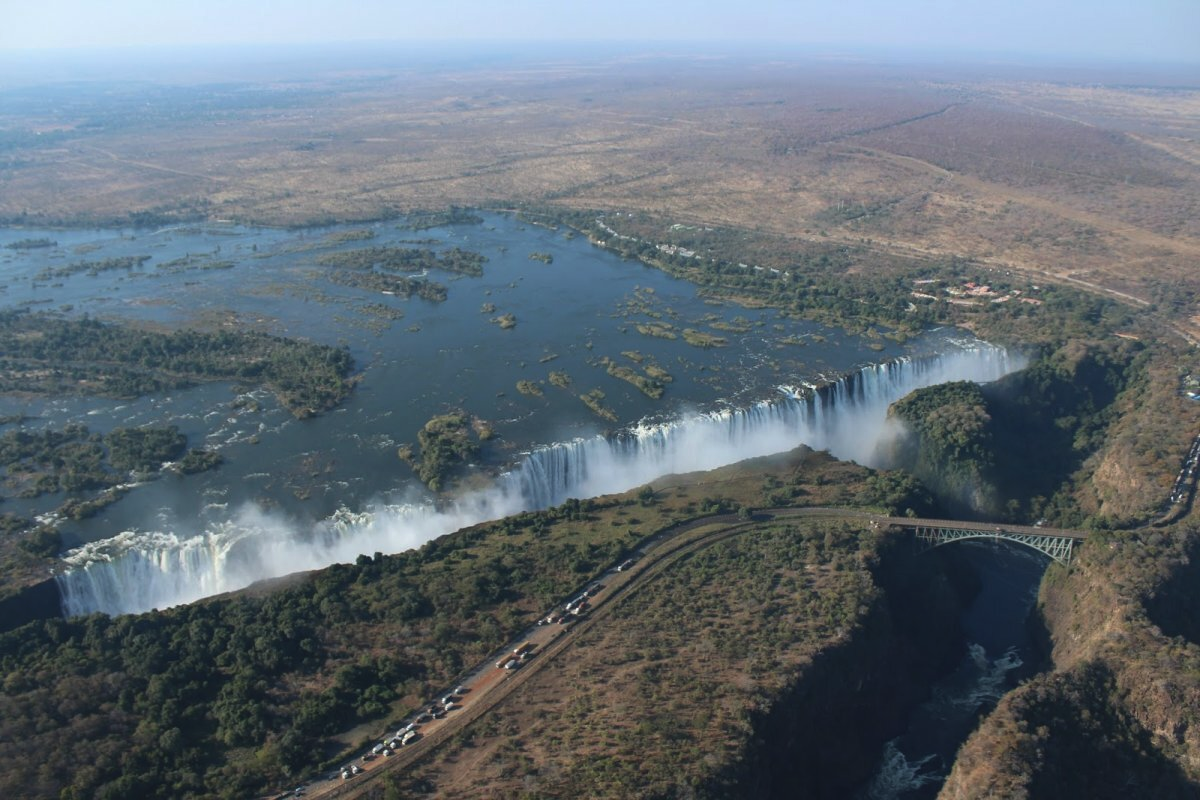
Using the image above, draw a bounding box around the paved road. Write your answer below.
[1154,430,1200,526]
[293,507,1087,798]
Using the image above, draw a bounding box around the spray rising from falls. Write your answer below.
[58,343,1023,617]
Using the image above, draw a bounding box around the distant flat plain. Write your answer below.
[2,53,1198,336]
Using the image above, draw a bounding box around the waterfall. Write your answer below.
[56,342,1023,617]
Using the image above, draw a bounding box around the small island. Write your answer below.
[681,328,728,348]
[4,238,56,250]
[635,322,678,340]
[599,356,665,399]
[579,388,618,422]
[399,411,482,491]
[35,255,152,281]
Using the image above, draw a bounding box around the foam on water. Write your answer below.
[860,643,1027,799]
[862,740,943,800]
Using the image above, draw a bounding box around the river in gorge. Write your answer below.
[861,541,1048,799]
[0,212,1024,616]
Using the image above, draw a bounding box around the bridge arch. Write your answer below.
[910,525,1076,566]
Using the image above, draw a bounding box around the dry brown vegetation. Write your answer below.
[941,521,1200,799]
[387,519,886,799]
[3,56,1198,337]
[5,51,1200,798]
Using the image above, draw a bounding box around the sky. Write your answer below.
[1,0,1197,64]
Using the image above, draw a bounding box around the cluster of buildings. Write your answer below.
[912,279,1042,307]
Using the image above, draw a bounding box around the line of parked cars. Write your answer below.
[535,581,606,628]
[339,685,469,780]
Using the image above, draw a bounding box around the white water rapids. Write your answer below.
[57,342,1024,617]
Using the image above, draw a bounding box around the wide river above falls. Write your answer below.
[0,213,1021,615]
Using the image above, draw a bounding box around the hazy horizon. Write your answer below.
[2,39,1197,90]
[3,0,1197,68]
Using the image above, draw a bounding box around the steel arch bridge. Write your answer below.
[897,519,1088,566]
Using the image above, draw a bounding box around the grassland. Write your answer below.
[2,55,1198,340]
[393,519,887,798]
[4,49,1200,798]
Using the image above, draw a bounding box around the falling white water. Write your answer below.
[57,343,1025,617]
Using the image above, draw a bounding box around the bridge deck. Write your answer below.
[883,516,1089,540]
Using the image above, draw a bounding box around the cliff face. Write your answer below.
[392,524,972,800]
[1076,351,1198,526]
[719,544,969,798]
[0,578,61,634]
[884,338,1198,534]
[940,663,1195,800]
[940,526,1200,798]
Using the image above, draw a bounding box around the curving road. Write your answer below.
[297,507,1086,799]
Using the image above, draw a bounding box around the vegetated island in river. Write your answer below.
[318,245,487,277]
[318,245,487,301]
[398,206,484,230]
[0,422,222,554]
[0,309,355,419]
[398,410,488,492]
[598,355,667,399]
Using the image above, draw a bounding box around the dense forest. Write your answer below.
[886,338,1144,524]
[0,496,679,797]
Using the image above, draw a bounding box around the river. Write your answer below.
[0,213,1023,616]
[862,541,1048,799]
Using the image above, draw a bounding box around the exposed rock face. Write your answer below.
[0,578,61,634]
[940,527,1200,798]
[940,663,1195,800]
[720,548,969,799]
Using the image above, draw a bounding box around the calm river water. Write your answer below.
[0,212,916,545]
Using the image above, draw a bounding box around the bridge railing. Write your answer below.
[902,522,1079,566]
